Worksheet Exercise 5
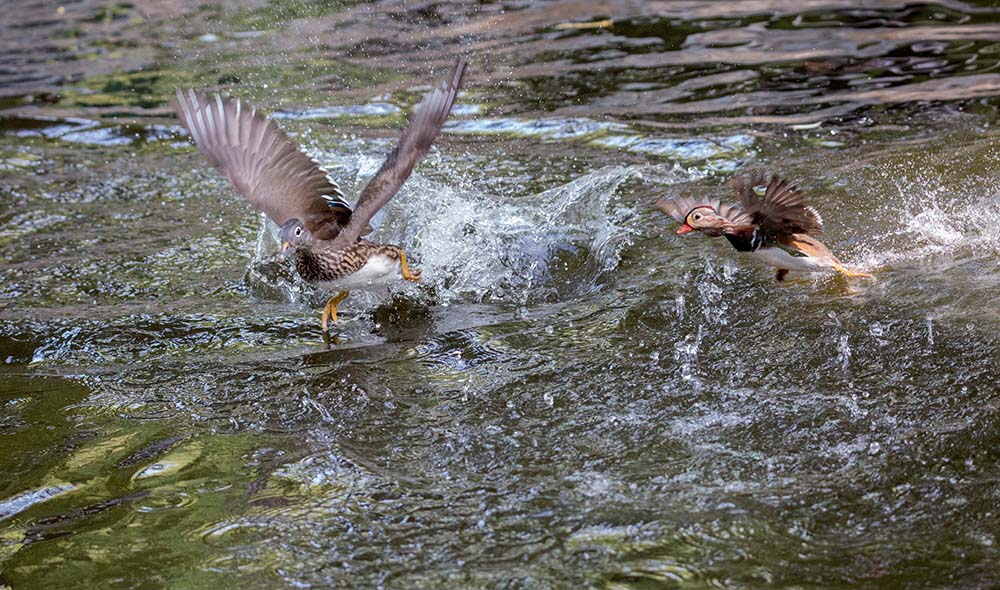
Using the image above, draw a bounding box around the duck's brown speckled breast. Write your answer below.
[294,240,402,284]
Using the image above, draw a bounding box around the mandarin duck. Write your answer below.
[657,171,872,282]
[174,58,466,332]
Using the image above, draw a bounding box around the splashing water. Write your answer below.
[837,334,851,372]
[856,172,1000,270]
[245,161,651,307]
[401,165,641,305]
[674,324,704,384]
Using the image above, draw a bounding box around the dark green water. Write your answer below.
[3,1,1000,588]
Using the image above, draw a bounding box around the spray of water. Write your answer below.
[854,170,1000,269]
[246,157,657,308]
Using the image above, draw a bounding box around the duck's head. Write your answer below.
[279,218,313,258]
[677,206,730,237]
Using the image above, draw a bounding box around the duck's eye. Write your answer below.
[294,227,302,237]
[693,213,702,221]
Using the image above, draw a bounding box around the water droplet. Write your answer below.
[837,334,851,370]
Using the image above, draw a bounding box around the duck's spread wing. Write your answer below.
[174,89,353,238]
[731,171,823,238]
[715,200,753,225]
[656,195,752,225]
[329,58,466,251]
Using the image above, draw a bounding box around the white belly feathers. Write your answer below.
[749,247,832,272]
[317,254,402,291]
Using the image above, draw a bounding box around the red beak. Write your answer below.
[676,223,694,235]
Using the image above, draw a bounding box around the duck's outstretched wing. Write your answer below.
[730,171,824,238]
[329,57,466,251]
[174,89,354,239]
[656,195,752,225]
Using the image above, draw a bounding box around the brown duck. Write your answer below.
[174,58,466,332]
[657,171,872,281]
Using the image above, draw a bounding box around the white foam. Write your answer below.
[853,173,1000,270]
[246,151,689,307]
[381,164,648,304]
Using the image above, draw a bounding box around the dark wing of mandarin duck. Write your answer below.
[727,172,871,280]
[326,58,466,252]
[729,171,824,242]
[173,88,366,240]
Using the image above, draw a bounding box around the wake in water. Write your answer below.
[245,152,675,308]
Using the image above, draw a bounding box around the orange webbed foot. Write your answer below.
[833,263,874,280]
[399,251,422,282]
[320,290,350,333]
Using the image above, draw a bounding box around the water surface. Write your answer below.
[3,1,1000,588]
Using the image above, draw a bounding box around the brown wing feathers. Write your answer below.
[330,58,467,251]
[174,88,352,238]
[731,171,824,237]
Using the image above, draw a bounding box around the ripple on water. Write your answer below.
[4,115,183,146]
[9,314,318,366]
[445,116,755,168]
[273,102,401,120]
[0,484,76,522]
[134,491,196,513]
